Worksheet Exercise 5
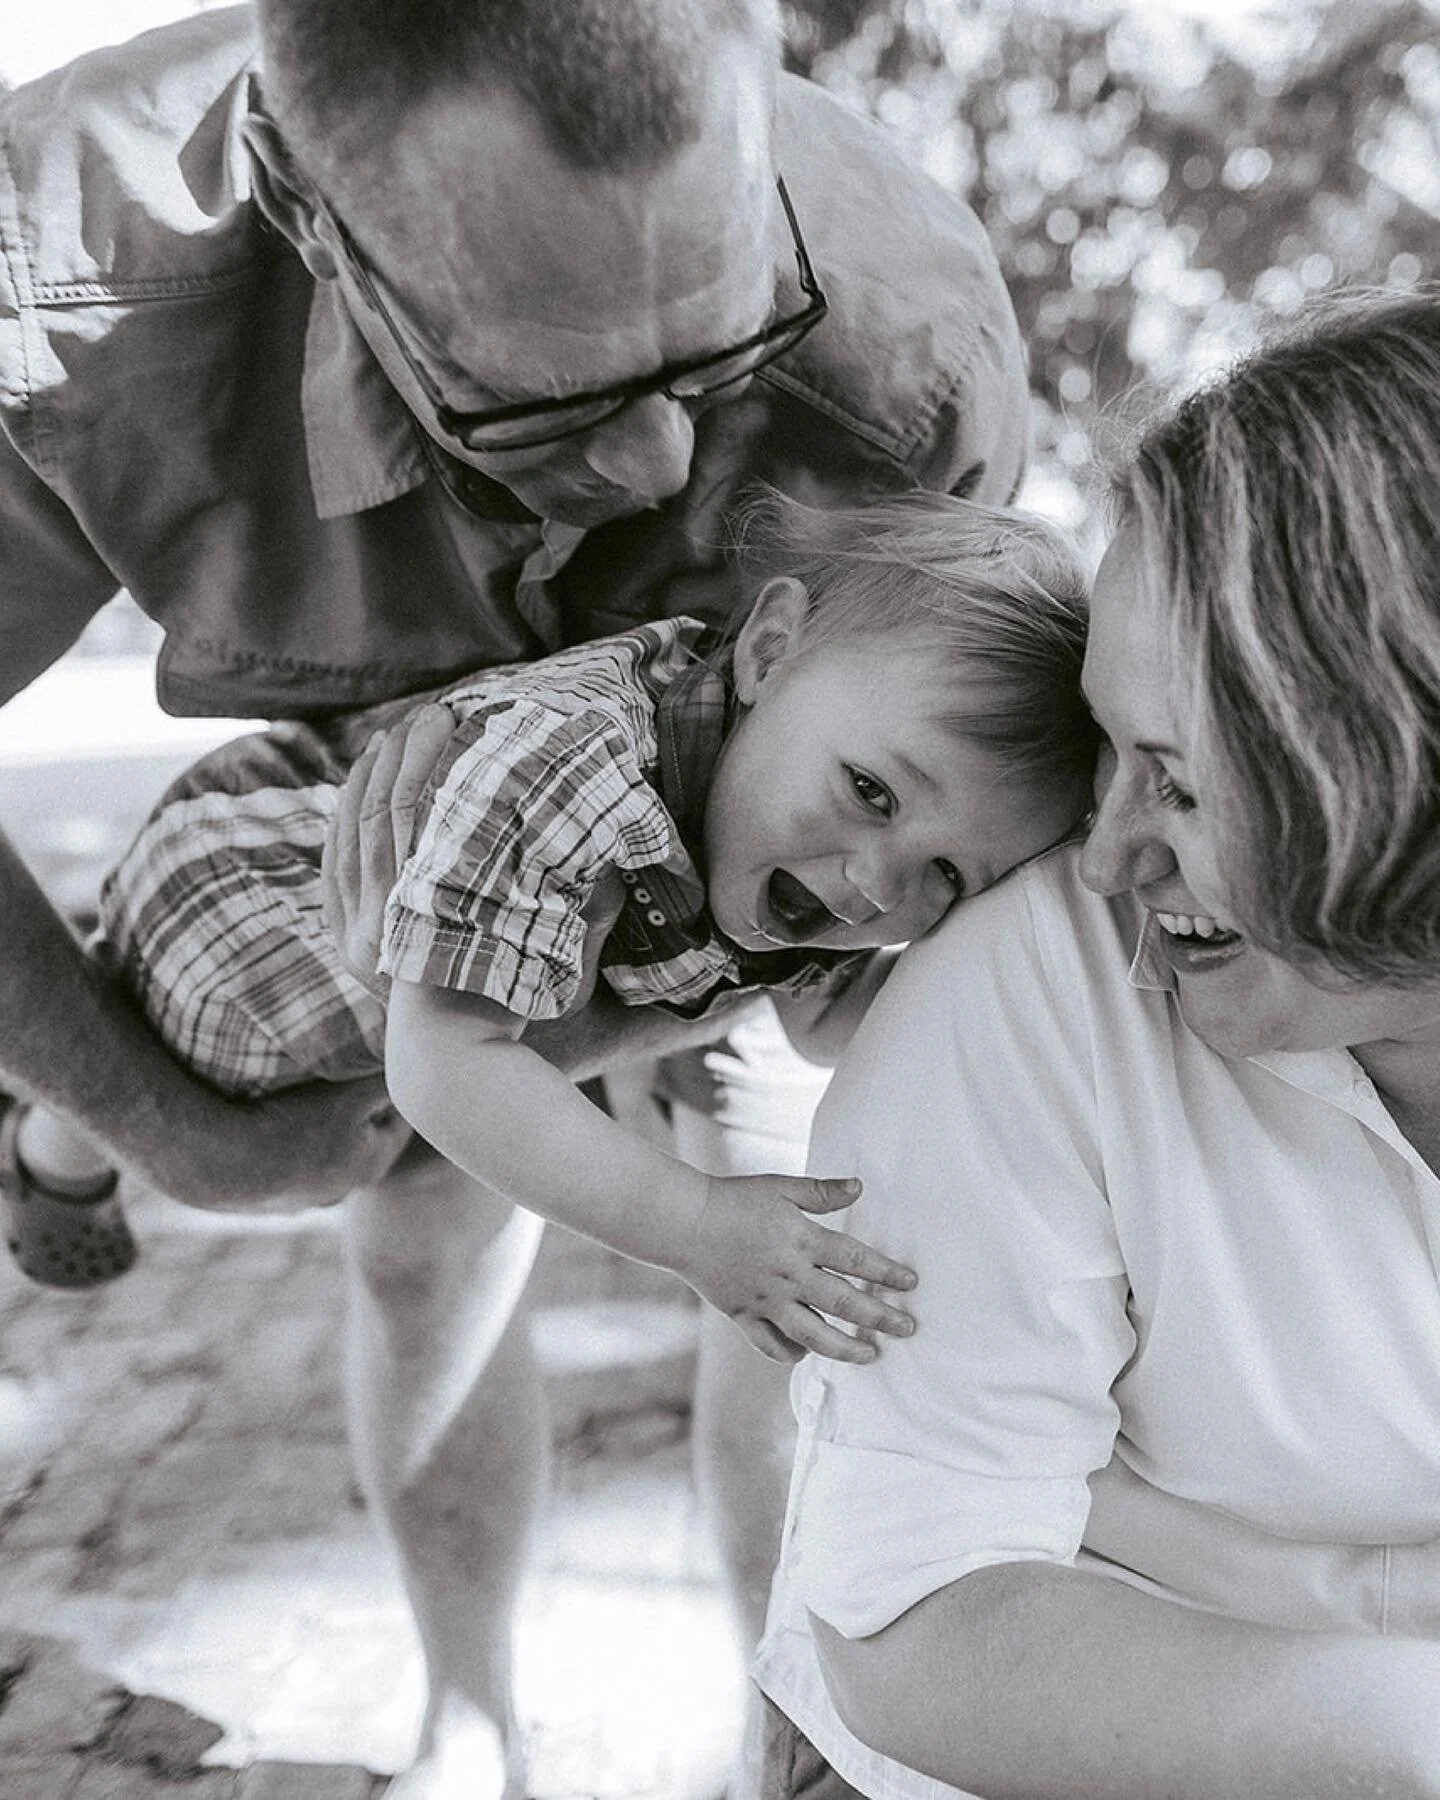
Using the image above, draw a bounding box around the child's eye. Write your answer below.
[847,766,894,816]
[933,858,965,896]
[1155,772,1196,813]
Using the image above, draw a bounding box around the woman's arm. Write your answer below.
[816,1561,1440,1800]
[384,977,918,1362]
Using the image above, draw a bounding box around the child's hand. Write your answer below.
[679,1174,916,1364]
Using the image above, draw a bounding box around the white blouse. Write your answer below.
[753,844,1440,1800]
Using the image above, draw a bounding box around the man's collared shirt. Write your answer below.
[754,843,1440,1800]
[0,4,1029,723]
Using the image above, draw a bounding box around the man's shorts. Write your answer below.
[94,720,388,1097]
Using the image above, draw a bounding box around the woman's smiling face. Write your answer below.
[1077,527,1440,1061]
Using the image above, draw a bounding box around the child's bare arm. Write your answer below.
[384,978,916,1363]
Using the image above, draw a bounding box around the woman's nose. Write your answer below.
[582,392,695,504]
[1079,763,1174,897]
[1077,809,1131,896]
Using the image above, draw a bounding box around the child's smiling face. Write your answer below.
[702,582,1087,954]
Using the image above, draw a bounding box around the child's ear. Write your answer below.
[732,577,809,705]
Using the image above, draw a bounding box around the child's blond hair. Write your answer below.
[733,488,1098,785]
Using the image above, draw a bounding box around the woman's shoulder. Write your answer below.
[834,842,1128,1088]
[908,838,1143,1002]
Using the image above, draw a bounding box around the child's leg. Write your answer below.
[2,720,382,1291]
[0,1102,135,1287]
[98,721,388,1099]
[15,1106,112,1185]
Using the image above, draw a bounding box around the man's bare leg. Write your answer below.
[692,1305,796,1651]
[344,1137,547,1800]
[668,1000,832,1654]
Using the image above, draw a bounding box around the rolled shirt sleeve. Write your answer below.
[787,851,1135,1638]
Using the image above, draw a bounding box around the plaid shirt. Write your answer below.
[97,620,851,1097]
[383,619,848,1020]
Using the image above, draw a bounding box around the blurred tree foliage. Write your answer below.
[783,0,1440,515]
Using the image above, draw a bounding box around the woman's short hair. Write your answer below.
[733,488,1100,790]
[1120,288,1440,981]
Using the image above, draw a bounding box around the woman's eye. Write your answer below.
[1154,773,1196,813]
[847,767,894,815]
[933,858,965,896]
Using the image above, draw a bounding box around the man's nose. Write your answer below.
[582,392,695,503]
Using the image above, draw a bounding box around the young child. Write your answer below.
[3,492,1096,1358]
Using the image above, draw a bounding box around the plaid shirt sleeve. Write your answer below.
[379,698,682,1020]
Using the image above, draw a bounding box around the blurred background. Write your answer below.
[779,0,1440,531]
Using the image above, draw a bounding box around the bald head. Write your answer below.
[258,0,781,199]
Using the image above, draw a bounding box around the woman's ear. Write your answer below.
[242,112,340,283]
[732,576,810,705]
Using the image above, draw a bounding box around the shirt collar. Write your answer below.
[301,279,432,519]
[1127,905,1174,994]
[653,643,735,861]
[239,77,422,521]
[302,275,562,523]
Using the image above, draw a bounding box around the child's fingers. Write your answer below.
[358,722,409,870]
[345,732,397,973]
[777,1307,878,1365]
[736,1315,807,1364]
[787,1174,862,1215]
[812,1225,917,1292]
[800,1271,915,1339]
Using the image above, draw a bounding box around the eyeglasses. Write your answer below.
[315,176,828,454]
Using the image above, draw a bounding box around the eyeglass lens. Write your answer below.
[455,320,813,452]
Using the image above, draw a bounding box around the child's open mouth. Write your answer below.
[765,869,842,943]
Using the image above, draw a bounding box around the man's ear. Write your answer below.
[732,576,810,705]
[242,111,340,283]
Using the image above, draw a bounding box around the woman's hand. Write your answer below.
[321,701,454,990]
[675,1173,918,1363]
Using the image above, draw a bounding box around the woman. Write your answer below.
[747,289,1440,1800]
